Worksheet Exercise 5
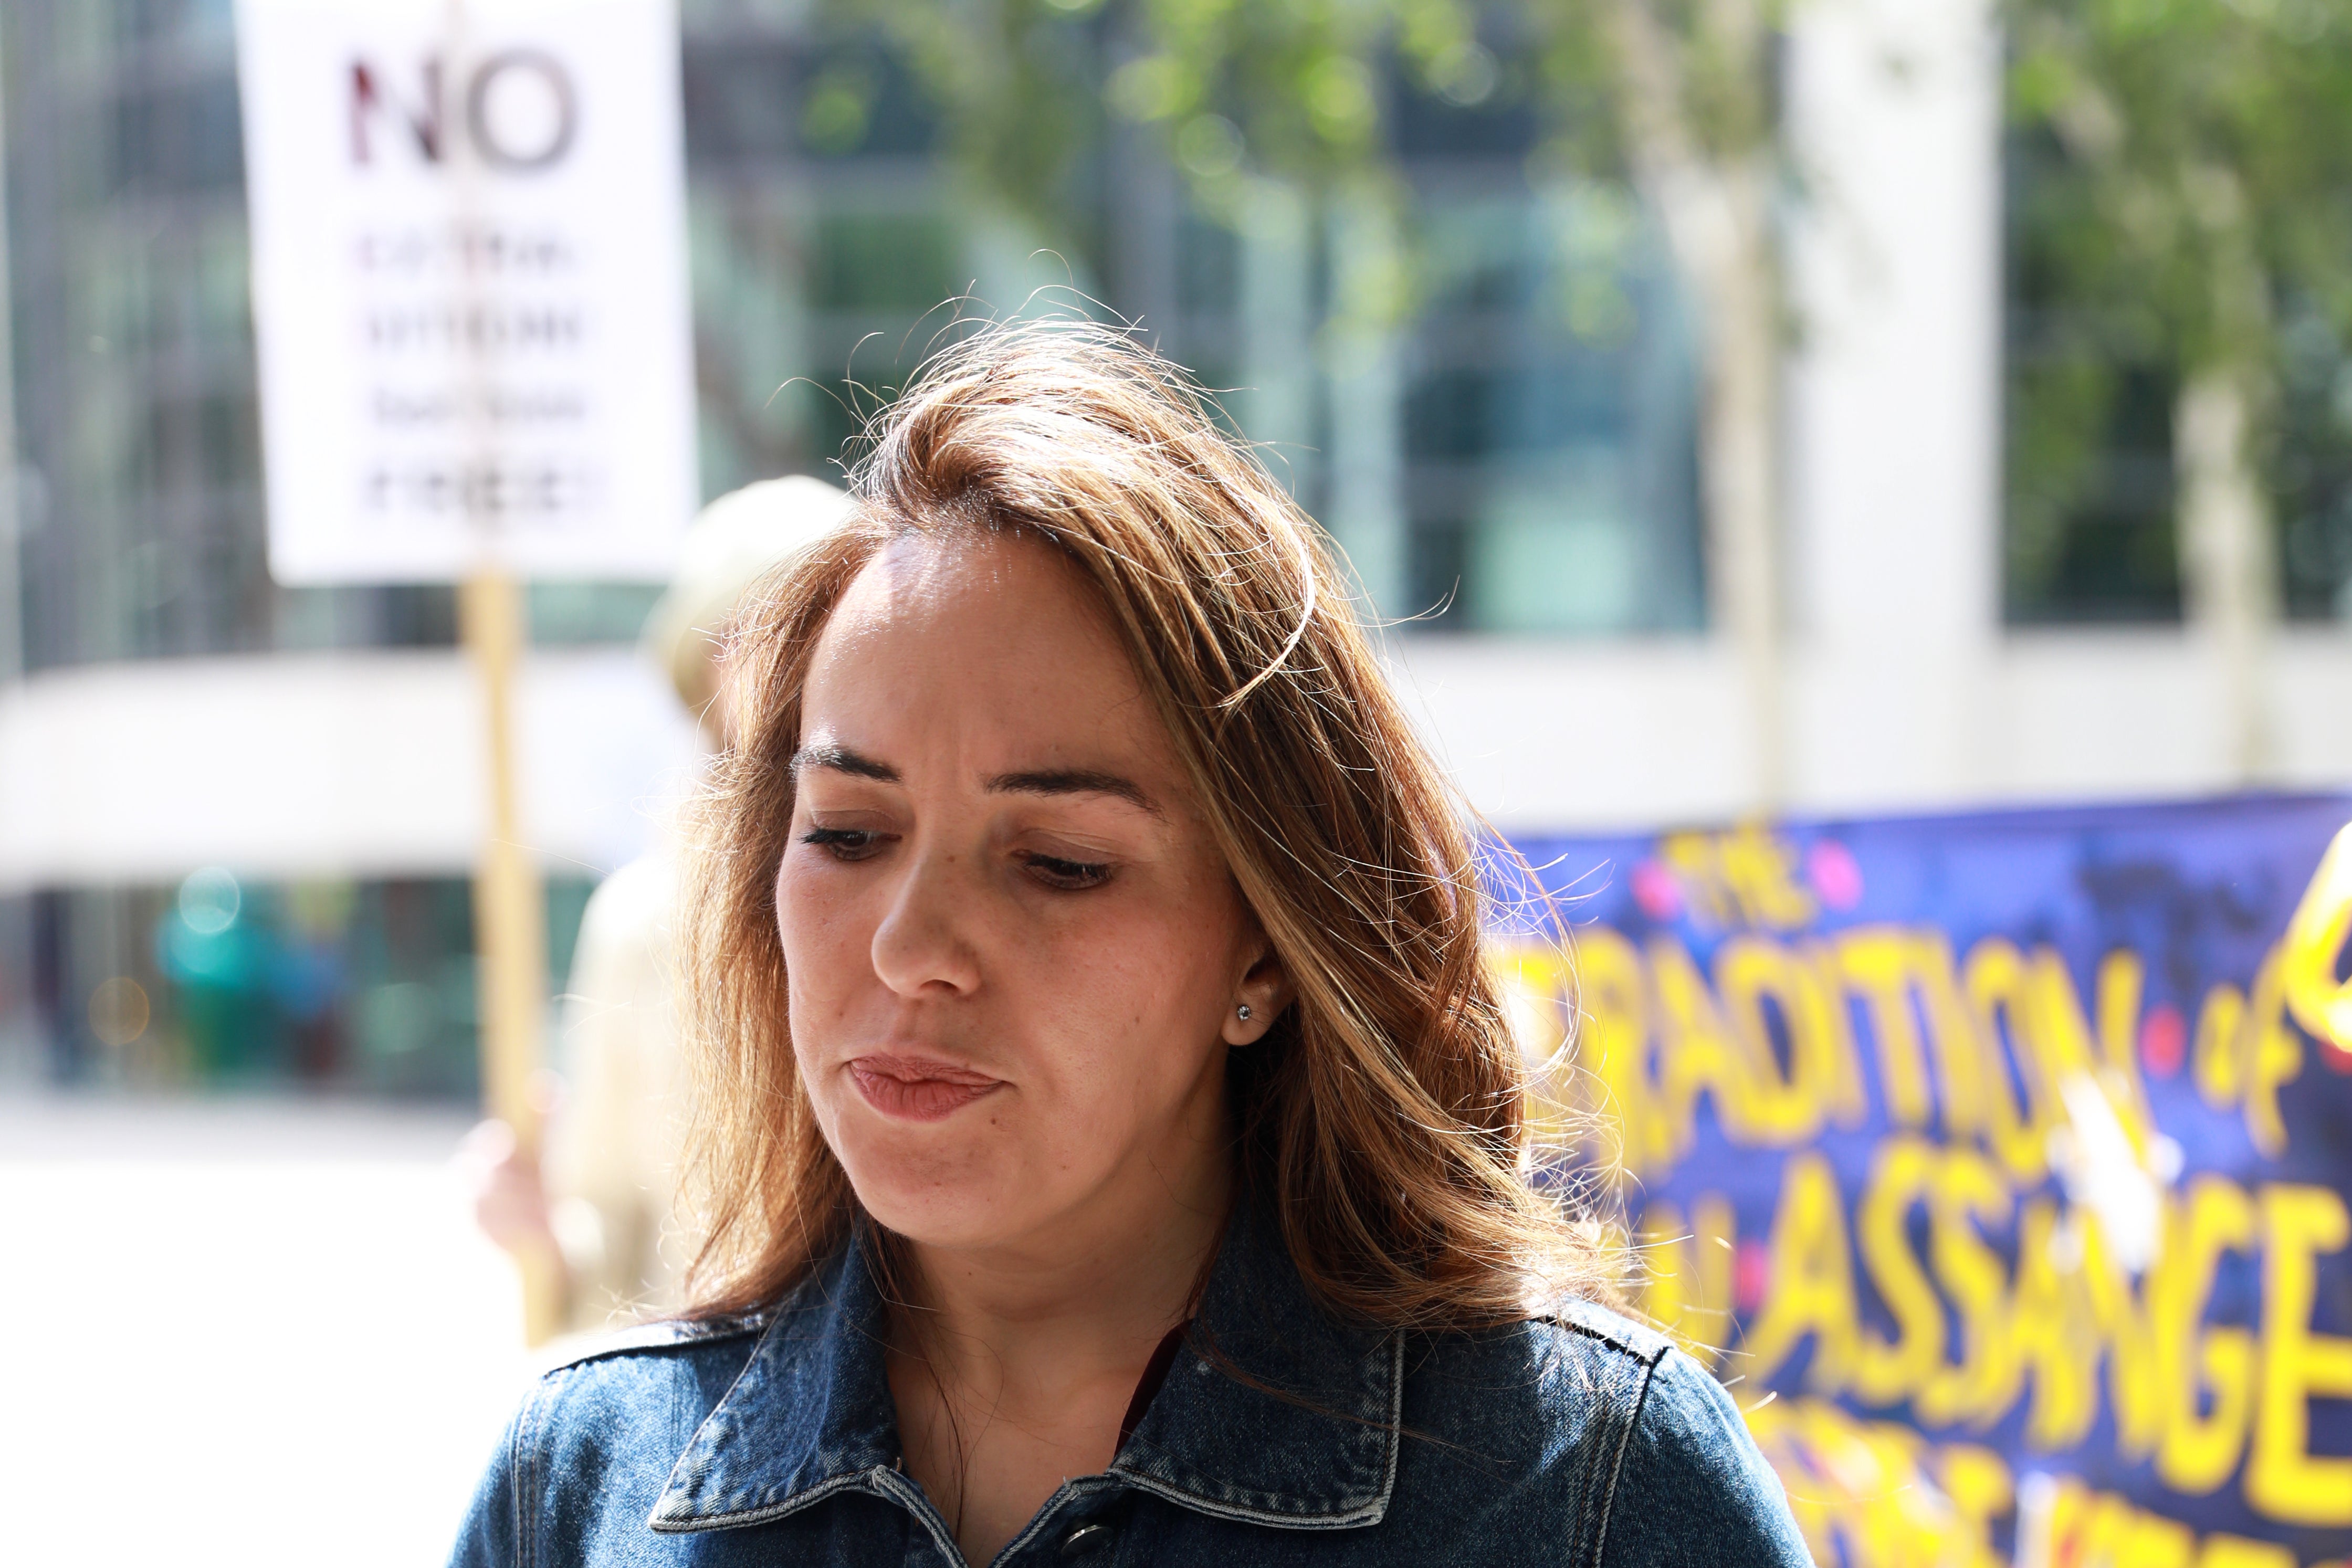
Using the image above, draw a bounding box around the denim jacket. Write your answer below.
[450,1202,1810,1567]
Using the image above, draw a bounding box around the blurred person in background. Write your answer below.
[461,476,852,1334]
[452,321,1808,1567]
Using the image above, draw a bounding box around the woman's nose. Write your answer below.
[868,843,983,997]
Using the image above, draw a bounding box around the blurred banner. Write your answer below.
[236,0,695,584]
[1498,797,2352,1568]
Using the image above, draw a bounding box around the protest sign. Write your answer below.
[237,0,695,584]
[236,0,696,1340]
[1499,797,2352,1567]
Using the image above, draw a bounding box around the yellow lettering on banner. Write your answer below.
[1963,938,2054,1184]
[1716,936,1849,1145]
[2064,1484,2193,1568]
[2195,1537,2296,1568]
[2093,948,2160,1146]
[2029,945,2156,1156]
[1649,936,1753,1153]
[1716,823,1817,929]
[2239,950,2302,1159]
[1736,1400,1840,1566]
[2025,947,2102,1086]
[1495,941,1579,1149]
[1687,1191,1736,1370]
[1658,833,1737,929]
[1557,928,1660,1173]
[1742,1152,1860,1392]
[2189,948,2304,1156]
[2029,1477,2292,1568]
[1745,1400,2008,1568]
[2038,1476,2101,1566]
[1801,941,1872,1130]
[1919,1146,2015,1427]
[1660,824,1815,932]
[1493,942,1572,1061]
[1852,1135,1947,1407]
[2156,1176,2259,1496]
[1836,927,1937,1130]
[1637,1201,1697,1356]
[2003,1198,2101,1450]
[1636,1196,1734,1370]
[1936,1444,2012,1560]
[2278,820,2352,1058]
[2123,1510,2197,1568]
[1915,930,1993,1145]
[2247,1183,2352,1525]
[2195,981,2249,1111]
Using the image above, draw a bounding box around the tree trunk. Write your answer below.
[2175,363,2277,782]
[1603,0,1786,809]
[1678,167,1785,809]
[2174,161,2278,785]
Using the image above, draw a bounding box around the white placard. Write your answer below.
[237,0,697,584]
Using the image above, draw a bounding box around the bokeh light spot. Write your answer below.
[1631,859,1683,921]
[2139,1003,2187,1078]
[1805,839,1865,911]
[180,866,242,935]
[1734,1238,1772,1316]
[89,977,150,1047]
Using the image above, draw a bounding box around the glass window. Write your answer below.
[1399,186,1702,635]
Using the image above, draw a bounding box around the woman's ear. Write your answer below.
[1223,945,1296,1046]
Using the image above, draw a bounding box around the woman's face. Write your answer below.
[776,530,1285,1254]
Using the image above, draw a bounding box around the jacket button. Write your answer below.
[1058,1521,1112,1558]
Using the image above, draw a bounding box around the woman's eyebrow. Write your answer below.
[987,768,1162,817]
[791,741,899,782]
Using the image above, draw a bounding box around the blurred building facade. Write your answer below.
[3,0,2350,1091]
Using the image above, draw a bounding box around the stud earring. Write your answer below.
[1235,1004,1253,1022]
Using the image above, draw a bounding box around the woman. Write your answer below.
[452,320,1810,1567]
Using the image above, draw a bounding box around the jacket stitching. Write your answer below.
[1104,1332,1403,1530]
[1111,1472,1392,1531]
[506,1382,528,1568]
[868,1465,969,1561]
[517,1366,560,1568]
[1538,1309,1671,1365]
[645,1313,793,1528]
[1373,1331,1404,1516]
[1585,1348,1667,1568]
[645,1468,875,1535]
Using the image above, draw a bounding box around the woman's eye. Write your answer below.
[1020,851,1112,891]
[801,827,887,862]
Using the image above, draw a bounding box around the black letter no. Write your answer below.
[466,50,578,172]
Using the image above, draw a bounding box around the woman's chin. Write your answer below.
[856,1182,1035,1252]
[833,1130,1038,1248]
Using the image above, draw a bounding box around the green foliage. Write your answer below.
[2003,0,2352,618]
[1524,0,1783,177]
[811,0,1783,247]
[1101,0,1467,186]
[821,0,1114,247]
[802,0,1787,373]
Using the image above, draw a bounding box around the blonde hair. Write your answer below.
[679,317,1617,1329]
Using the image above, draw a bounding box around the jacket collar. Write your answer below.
[649,1199,1401,1534]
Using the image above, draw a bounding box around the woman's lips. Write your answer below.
[846,1054,1006,1122]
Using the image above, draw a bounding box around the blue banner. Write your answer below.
[1497,795,2352,1568]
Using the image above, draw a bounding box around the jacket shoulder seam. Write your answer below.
[1583,1345,1667,1568]
[514,1363,564,1568]
[538,1314,771,1374]
[1532,1309,1675,1369]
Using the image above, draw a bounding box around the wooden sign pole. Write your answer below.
[459,568,562,1344]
